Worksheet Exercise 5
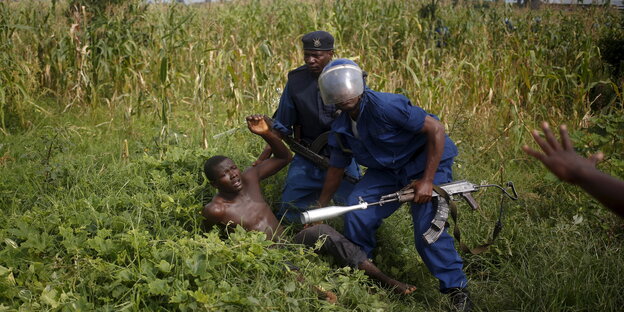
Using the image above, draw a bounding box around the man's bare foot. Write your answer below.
[389,281,417,295]
[294,272,337,303]
[312,285,337,303]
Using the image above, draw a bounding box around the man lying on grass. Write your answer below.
[202,114,416,297]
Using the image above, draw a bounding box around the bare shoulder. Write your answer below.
[242,166,259,178]
[202,199,226,220]
[242,168,262,185]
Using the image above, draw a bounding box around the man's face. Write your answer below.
[304,50,333,74]
[210,158,243,193]
[335,96,361,113]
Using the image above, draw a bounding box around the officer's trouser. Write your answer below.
[343,158,468,292]
[277,154,360,223]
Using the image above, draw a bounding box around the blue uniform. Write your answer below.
[272,65,360,223]
[328,89,467,292]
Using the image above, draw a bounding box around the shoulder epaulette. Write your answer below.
[287,65,309,78]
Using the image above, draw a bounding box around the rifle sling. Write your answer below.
[309,131,330,154]
[432,185,501,255]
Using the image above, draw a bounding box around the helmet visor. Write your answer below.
[318,64,364,105]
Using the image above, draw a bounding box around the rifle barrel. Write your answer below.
[300,202,368,224]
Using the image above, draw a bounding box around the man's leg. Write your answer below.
[293,224,367,268]
[411,199,467,290]
[410,160,467,292]
[357,260,417,295]
[342,168,402,257]
[294,224,416,295]
[409,160,471,311]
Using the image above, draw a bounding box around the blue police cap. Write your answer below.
[302,31,334,51]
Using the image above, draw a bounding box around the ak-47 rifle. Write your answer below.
[301,179,518,251]
[303,180,476,224]
[300,180,518,224]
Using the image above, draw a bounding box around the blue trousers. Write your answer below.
[277,154,360,223]
[343,158,467,292]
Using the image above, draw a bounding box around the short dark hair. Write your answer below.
[204,155,229,181]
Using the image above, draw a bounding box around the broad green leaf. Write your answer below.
[148,279,170,296]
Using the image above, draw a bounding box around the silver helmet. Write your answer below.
[318,59,364,105]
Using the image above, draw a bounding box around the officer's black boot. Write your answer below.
[448,288,473,312]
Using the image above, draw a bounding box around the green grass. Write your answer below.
[1,0,623,311]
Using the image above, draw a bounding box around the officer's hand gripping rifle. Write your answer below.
[300,180,518,232]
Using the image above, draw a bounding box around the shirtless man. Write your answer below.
[202,114,417,295]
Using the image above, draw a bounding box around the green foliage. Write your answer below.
[597,14,624,78]
[572,113,624,178]
[0,115,396,310]
[0,0,623,311]
[67,0,140,14]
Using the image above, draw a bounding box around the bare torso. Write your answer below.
[202,168,284,241]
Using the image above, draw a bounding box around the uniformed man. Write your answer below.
[316,59,472,311]
[255,31,360,223]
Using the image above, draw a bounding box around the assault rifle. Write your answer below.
[300,180,518,224]
[302,179,518,252]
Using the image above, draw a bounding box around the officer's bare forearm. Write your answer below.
[421,116,445,182]
[319,167,345,207]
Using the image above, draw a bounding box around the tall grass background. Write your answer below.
[0,0,623,311]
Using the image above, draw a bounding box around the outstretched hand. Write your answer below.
[246,114,271,136]
[522,122,604,185]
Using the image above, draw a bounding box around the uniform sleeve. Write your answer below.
[381,95,427,133]
[272,80,297,136]
[327,132,351,169]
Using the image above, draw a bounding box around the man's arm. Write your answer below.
[523,122,624,217]
[201,202,225,232]
[410,115,446,204]
[318,133,354,207]
[246,114,293,180]
[253,144,273,166]
[318,166,345,207]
